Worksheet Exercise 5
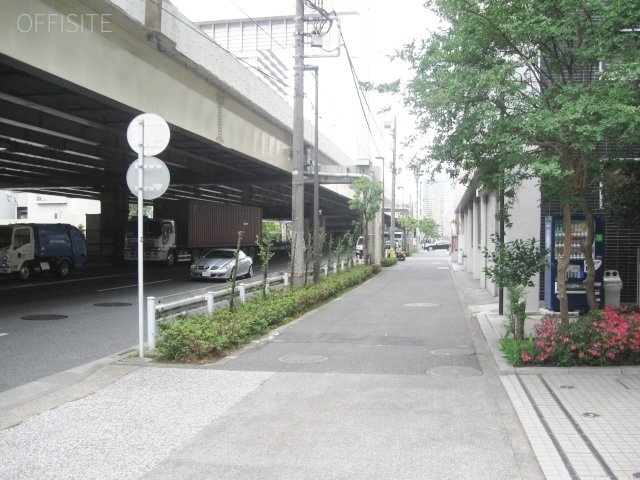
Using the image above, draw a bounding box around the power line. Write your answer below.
[338,28,389,159]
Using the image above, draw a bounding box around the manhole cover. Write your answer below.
[404,303,440,308]
[278,354,328,364]
[94,302,132,307]
[428,366,483,378]
[430,348,475,356]
[582,412,601,418]
[22,314,68,321]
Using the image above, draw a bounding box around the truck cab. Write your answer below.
[124,218,182,266]
[0,223,86,280]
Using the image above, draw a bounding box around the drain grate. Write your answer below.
[94,302,132,307]
[22,314,68,321]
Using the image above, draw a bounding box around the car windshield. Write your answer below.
[205,250,235,259]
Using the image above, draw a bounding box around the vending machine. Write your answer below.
[544,215,605,311]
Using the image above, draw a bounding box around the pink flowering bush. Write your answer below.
[515,306,640,366]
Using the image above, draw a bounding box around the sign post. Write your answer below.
[126,113,170,358]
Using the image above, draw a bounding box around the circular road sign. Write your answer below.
[126,156,171,200]
[127,113,170,156]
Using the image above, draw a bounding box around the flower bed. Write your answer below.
[504,306,640,367]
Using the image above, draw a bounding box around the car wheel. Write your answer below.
[166,250,176,267]
[55,260,71,277]
[427,246,433,251]
[16,263,32,281]
[245,265,253,279]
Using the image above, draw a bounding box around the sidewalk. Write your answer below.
[452,262,640,480]
[1,251,639,479]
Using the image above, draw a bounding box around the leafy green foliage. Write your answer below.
[348,177,383,264]
[483,234,548,339]
[155,265,377,362]
[417,217,439,240]
[256,222,280,298]
[401,0,640,320]
[396,216,417,249]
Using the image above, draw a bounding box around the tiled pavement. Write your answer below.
[453,264,640,480]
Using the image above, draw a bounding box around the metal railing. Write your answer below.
[146,259,360,349]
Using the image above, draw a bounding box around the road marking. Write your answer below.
[97,279,172,292]
[0,273,135,291]
[0,333,8,337]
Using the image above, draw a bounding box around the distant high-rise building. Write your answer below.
[421,176,455,237]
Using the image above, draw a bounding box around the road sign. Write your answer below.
[126,113,171,360]
[126,156,170,200]
[126,113,170,156]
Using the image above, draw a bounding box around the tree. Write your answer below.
[417,217,439,241]
[348,176,383,264]
[400,0,640,323]
[396,216,417,250]
[483,235,548,339]
[256,221,280,298]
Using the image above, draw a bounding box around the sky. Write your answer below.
[169,0,439,193]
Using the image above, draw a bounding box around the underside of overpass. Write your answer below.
[0,54,352,220]
[0,55,356,258]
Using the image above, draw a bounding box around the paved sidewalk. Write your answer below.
[1,252,639,479]
[453,263,640,480]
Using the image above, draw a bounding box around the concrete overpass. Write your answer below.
[0,0,363,258]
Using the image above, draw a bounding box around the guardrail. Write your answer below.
[146,259,359,349]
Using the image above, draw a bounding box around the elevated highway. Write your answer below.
[0,0,362,258]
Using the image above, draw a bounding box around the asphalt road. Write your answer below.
[0,255,292,392]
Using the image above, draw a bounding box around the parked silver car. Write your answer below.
[189,248,253,280]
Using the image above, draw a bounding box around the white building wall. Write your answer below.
[0,191,17,219]
[505,178,542,312]
[454,177,542,309]
[12,192,100,228]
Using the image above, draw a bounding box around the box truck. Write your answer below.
[123,200,262,265]
[0,223,87,281]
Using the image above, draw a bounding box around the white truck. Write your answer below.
[123,200,262,265]
[0,222,87,281]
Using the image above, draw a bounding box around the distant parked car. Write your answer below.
[424,240,450,251]
[189,248,253,280]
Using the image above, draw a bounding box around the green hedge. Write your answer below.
[155,265,377,362]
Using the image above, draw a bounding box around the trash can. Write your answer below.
[603,270,623,307]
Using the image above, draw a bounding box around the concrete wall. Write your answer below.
[2,0,354,176]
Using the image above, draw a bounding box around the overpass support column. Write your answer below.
[99,190,129,263]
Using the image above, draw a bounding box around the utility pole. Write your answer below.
[375,156,385,258]
[292,0,306,284]
[390,117,397,248]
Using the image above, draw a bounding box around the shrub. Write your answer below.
[155,265,377,362]
[382,257,397,267]
[511,306,640,366]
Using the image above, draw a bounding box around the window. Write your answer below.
[13,228,31,249]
